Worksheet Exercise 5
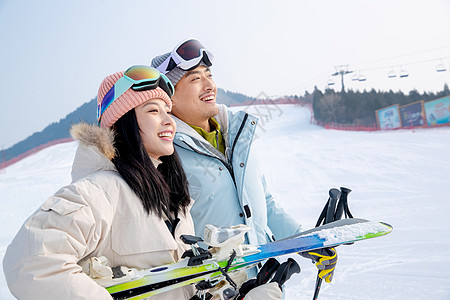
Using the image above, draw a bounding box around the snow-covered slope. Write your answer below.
[1,105,449,299]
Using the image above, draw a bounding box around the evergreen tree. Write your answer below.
[311,84,449,126]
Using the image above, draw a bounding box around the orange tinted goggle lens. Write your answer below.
[124,65,162,81]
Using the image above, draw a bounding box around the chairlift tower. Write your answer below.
[332,65,353,92]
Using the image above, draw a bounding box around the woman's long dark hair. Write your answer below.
[112,109,190,218]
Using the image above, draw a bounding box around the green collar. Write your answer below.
[189,118,225,154]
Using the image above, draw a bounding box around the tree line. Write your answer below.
[312,84,450,126]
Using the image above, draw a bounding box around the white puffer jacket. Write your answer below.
[3,123,195,299]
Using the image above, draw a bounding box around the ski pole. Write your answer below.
[312,276,322,300]
[311,188,340,300]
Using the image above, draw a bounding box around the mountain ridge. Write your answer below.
[1,88,257,165]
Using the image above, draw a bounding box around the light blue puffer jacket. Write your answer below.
[173,104,302,247]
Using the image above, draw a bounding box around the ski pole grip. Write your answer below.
[340,187,352,194]
[340,187,353,218]
[335,187,351,220]
[325,189,340,224]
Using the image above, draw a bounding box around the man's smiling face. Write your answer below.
[171,65,219,131]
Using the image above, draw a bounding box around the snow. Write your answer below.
[314,221,392,246]
[1,104,450,299]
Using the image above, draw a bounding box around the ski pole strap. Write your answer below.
[209,250,238,290]
[224,250,236,273]
[216,266,237,290]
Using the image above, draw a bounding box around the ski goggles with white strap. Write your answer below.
[157,39,214,74]
[97,65,174,124]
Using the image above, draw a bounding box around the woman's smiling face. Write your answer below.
[134,98,176,160]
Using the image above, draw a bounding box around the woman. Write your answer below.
[2,66,287,300]
[3,66,196,299]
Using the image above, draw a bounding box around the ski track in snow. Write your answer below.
[1,104,450,299]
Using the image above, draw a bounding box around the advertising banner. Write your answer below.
[424,96,450,126]
[399,101,426,127]
[376,104,401,129]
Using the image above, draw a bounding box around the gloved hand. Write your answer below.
[237,258,300,300]
[300,247,337,283]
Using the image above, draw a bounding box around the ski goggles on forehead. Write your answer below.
[158,39,214,74]
[97,65,174,123]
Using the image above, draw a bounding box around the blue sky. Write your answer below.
[1,0,450,148]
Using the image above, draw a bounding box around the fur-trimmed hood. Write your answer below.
[70,123,117,182]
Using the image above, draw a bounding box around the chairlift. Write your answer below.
[327,78,335,86]
[358,74,367,81]
[399,66,409,78]
[399,69,409,78]
[436,60,447,72]
[387,69,396,78]
[351,73,359,81]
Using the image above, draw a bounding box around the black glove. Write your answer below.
[270,258,301,289]
[300,247,337,283]
[237,258,280,298]
[237,258,300,299]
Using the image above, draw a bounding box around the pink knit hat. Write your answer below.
[97,71,172,128]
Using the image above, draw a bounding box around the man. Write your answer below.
[151,39,336,283]
[151,39,301,246]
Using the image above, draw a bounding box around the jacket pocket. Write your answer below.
[111,217,178,256]
[41,197,85,216]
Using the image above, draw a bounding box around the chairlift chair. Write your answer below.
[399,69,409,78]
[436,61,447,72]
[387,70,396,78]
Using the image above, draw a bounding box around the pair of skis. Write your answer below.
[104,217,393,299]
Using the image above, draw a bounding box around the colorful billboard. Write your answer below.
[424,96,450,126]
[399,101,426,127]
[376,104,401,129]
